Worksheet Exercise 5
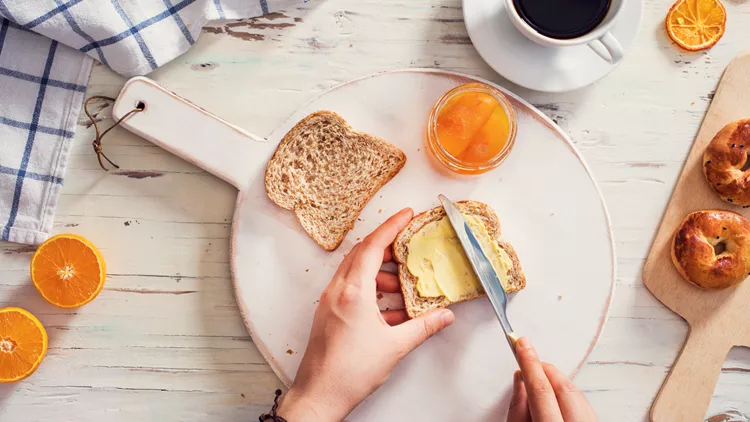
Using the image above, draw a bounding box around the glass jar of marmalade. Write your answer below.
[427,83,517,175]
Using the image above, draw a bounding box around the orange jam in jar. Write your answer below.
[427,83,517,175]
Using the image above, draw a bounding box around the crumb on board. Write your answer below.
[378,209,383,214]
[286,349,294,355]
[305,269,309,272]
[551,212,556,216]
[241,393,246,398]
[314,299,320,304]
[558,295,563,301]
[356,237,361,241]
[377,293,383,300]
[691,101,695,105]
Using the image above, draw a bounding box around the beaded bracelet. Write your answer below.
[259,389,288,422]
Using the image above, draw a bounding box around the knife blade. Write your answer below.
[438,195,519,360]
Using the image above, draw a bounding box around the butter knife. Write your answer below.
[438,194,520,361]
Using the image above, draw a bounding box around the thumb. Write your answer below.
[395,309,454,353]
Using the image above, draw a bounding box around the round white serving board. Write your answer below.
[114,70,615,422]
[234,70,615,421]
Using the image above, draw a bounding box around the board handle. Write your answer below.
[651,326,732,422]
[112,76,269,190]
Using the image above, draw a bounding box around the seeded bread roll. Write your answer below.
[393,201,526,318]
[703,119,750,206]
[265,111,406,251]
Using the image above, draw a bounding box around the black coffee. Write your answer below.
[513,0,611,39]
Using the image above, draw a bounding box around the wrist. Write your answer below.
[277,386,345,422]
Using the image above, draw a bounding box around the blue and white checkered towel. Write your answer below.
[0,0,303,245]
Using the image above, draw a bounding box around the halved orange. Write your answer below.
[31,234,107,308]
[0,307,48,383]
[666,0,726,51]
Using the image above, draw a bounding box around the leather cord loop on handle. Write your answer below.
[83,95,144,171]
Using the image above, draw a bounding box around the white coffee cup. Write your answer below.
[505,0,625,64]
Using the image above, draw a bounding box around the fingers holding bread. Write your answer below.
[381,309,409,326]
[361,208,414,252]
[375,271,401,293]
[347,209,413,289]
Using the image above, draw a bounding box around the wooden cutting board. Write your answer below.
[643,52,750,422]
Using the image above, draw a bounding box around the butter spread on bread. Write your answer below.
[406,215,513,301]
[394,201,526,318]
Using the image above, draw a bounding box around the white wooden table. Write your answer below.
[2,1,749,421]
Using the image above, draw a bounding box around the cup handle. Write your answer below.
[588,31,624,64]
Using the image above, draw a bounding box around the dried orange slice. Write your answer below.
[666,0,726,51]
[31,234,106,308]
[0,307,48,383]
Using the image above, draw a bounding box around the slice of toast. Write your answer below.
[265,111,406,251]
[393,201,526,318]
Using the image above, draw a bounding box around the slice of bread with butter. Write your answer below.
[393,201,526,318]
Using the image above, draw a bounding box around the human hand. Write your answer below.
[276,208,456,422]
[508,337,597,422]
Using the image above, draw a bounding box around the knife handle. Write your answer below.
[508,332,519,348]
[506,331,521,362]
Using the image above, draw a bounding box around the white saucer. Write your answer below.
[463,0,643,92]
